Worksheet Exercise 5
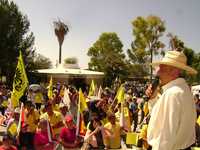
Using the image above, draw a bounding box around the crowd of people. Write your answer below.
[0,51,199,150]
[0,81,149,150]
[0,82,199,149]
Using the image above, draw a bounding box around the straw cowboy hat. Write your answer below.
[151,50,197,75]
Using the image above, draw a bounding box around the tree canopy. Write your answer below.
[64,57,78,64]
[0,0,52,85]
[31,53,52,70]
[0,0,36,85]
[168,34,200,84]
[87,32,128,86]
[127,15,165,78]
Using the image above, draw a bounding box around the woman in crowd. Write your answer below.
[84,117,106,149]
[59,115,82,149]
[34,119,55,150]
[19,101,39,150]
[104,113,121,149]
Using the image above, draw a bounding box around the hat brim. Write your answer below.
[150,61,197,75]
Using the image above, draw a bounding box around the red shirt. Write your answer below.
[60,126,76,143]
[34,130,49,145]
[0,145,17,150]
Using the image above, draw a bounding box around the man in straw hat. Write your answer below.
[146,50,197,150]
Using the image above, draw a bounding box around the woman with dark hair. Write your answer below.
[19,101,39,150]
[84,117,106,149]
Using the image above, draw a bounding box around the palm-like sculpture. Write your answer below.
[53,20,69,64]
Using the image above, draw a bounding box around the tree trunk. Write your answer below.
[150,49,153,81]
[59,43,62,64]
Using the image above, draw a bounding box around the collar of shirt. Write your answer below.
[161,78,186,93]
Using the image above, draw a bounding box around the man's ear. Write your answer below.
[173,68,182,77]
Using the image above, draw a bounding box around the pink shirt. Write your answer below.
[0,145,17,150]
[60,126,76,143]
[34,130,53,150]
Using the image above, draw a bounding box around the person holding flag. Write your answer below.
[59,115,82,149]
[114,84,131,131]
[40,102,64,138]
[104,113,121,149]
[34,119,55,150]
[19,101,39,150]
[6,107,20,144]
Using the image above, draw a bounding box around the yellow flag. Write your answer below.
[11,51,28,108]
[59,85,65,97]
[79,88,88,113]
[126,132,139,145]
[139,124,148,140]
[197,116,200,126]
[2,100,8,107]
[143,102,149,116]
[88,80,95,97]
[8,122,18,137]
[115,84,125,104]
[47,76,53,100]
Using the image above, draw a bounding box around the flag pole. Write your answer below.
[76,89,81,136]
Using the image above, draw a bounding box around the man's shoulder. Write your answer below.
[33,109,40,115]
[53,110,62,115]
[104,122,111,128]
[40,112,48,119]
[165,84,187,95]
[61,126,68,132]
[164,78,189,93]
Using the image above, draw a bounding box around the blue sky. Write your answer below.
[12,0,200,68]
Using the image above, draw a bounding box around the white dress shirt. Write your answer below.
[147,78,196,150]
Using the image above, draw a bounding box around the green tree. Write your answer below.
[64,57,78,64]
[63,57,79,69]
[0,0,35,85]
[31,53,52,70]
[87,32,128,86]
[168,34,200,84]
[127,15,165,79]
[191,52,200,84]
[167,33,184,52]
[53,20,69,64]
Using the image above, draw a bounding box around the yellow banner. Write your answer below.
[79,88,88,113]
[88,80,95,97]
[47,76,53,100]
[115,84,125,104]
[126,132,139,145]
[11,51,28,108]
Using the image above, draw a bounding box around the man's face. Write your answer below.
[109,116,116,125]
[66,120,73,129]
[60,107,68,115]
[46,105,53,115]
[156,64,174,85]
[39,120,47,130]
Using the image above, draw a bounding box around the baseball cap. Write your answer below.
[65,115,73,123]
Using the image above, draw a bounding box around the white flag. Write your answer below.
[97,85,103,99]
[63,88,71,108]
